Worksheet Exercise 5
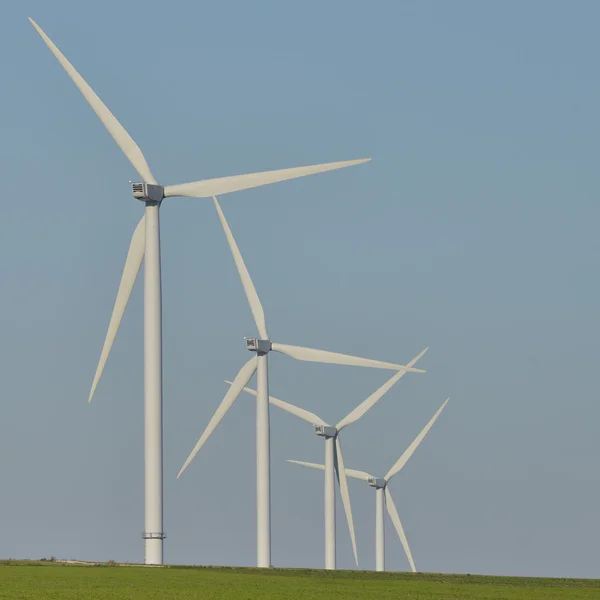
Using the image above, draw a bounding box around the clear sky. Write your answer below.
[1,0,599,578]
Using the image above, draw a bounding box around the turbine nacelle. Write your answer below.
[368,477,386,489]
[131,182,165,203]
[245,338,272,354]
[314,425,337,438]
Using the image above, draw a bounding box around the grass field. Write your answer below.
[1,561,599,599]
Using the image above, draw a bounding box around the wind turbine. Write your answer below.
[29,18,371,566]
[177,197,426,568]
[236,360,427,570]
[289,397,449,572]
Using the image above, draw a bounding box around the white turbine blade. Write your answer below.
[287,461,372,482]
[266,398,328,426]
[334,436,358,567]
[272,342,426,373]
[213,197,268,339]
[29,18,157,184]
[385,398,449,482]
[345,469,374,481]
[229,382,327,426]
[287,460,325,471]
[177,357,257,478]
[336,348,428,430]
[89,215,145,403]
[385,487,416,573]
[336,371,404,431]
[163,158,370,198]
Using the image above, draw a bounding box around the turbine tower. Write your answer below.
[289,397,449,572]
[178,197,426,568]
[30,18,371,565]
[237,363,427,569]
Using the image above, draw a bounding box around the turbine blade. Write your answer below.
[272,342,426,373]
[336,348,428,430]
[385,487,416,573]
[213,197,268,339]
[345,469,374,481]
[163,158,370,198]
[286,460,325,471]
[286,461,373,482]
[29,18,157,184]
[334,436,358,567]
[177,357,257,478]
[229,382,327,426]
[89,216,145,403]
[385,398,449,482]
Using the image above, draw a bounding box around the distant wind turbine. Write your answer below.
[289,398,449,572]
[177,196,426,568]
[237,361,427,569]
[30,17,371,565]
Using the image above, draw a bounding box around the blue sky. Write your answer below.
[1,0,600,577]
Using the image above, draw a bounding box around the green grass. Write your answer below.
[1,561,599,599]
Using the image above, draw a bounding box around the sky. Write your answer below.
[1,0,599,578]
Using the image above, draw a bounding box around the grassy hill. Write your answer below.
[1,560,599,599]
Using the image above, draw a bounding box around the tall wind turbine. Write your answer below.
[29,18,371,566]
[289,397,449,572]
[177,197,426,568]
[237,361,427,570]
